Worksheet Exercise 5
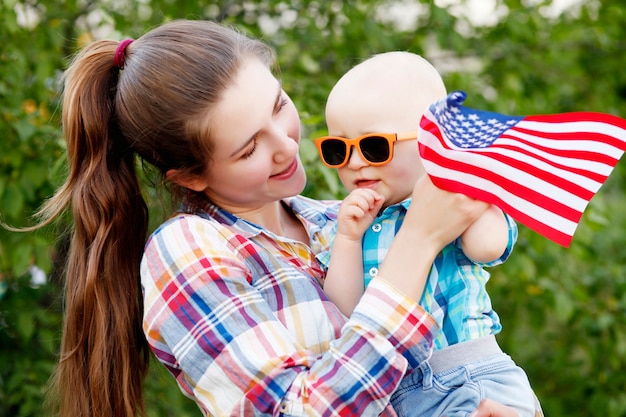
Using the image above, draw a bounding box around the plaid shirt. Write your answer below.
[361,199,516,350]
[141,195,437,416]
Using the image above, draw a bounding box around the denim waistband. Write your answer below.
[428,335,503,374]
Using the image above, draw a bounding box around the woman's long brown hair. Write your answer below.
[41,40,151,417]
[31,20,275,417]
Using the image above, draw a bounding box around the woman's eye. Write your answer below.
[241,137,258,159]
[275,97,288,114]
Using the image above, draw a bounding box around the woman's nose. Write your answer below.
[272,131,298,163]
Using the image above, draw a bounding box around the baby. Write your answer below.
[317,51,541,417]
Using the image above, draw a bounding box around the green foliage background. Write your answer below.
[1,0,625,416]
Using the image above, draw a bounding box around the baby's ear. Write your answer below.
[165,169,209,192]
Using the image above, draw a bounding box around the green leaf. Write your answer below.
[1,182,25,219]
[10,240,32,277]
[14,119,36,141]
[16,311,35,341]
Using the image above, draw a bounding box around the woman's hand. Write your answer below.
[401,175,490,261]
[375,175,489,302]
[468,399,520,417]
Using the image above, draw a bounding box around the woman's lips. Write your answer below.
[271,159,298,180]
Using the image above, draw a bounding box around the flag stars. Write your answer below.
[429,91,525,150]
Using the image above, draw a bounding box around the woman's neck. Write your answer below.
[230,200,308,243]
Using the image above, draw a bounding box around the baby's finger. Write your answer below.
[352,188,384,209]
[340,201,366,216]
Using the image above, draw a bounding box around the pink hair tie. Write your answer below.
[113,39,134,69]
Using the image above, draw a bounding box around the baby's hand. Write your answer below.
[336,188,385,241]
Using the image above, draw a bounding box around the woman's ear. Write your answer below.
[165,169,209,192]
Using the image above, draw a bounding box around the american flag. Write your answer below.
[418,91,626,247]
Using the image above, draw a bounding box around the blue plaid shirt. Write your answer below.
[324,198,517,350]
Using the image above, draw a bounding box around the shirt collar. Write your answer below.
[378,197,412,217]
[181,196,261,237]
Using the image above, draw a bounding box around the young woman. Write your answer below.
[37,19,516,417]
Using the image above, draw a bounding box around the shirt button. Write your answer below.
[372,223,382,232]
[368,267,378,277]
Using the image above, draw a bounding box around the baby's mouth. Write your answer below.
[354,179,380,188]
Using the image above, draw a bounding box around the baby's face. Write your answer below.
[325,86,426,206]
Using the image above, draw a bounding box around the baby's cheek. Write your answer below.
[337,170,355,191]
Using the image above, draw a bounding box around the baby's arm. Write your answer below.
[460,204,509,263]
[324,188,384,316]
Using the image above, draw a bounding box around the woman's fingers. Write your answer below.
[405,175,489,247]
[469,399,519,417]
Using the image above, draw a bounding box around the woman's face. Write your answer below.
[196,58,306,215]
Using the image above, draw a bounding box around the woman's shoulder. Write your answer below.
[142,212,254,281]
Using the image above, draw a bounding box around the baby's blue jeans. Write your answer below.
[390,335,539,417]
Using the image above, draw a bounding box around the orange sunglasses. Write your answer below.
[314,131,418,168]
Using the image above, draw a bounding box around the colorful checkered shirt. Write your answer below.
[321,198,517,350]
[141,195,437,416]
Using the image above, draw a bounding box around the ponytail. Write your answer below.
[41,40,150,417]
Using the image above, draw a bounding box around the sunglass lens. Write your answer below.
[361,136,390,163]
[321,139,348,166]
